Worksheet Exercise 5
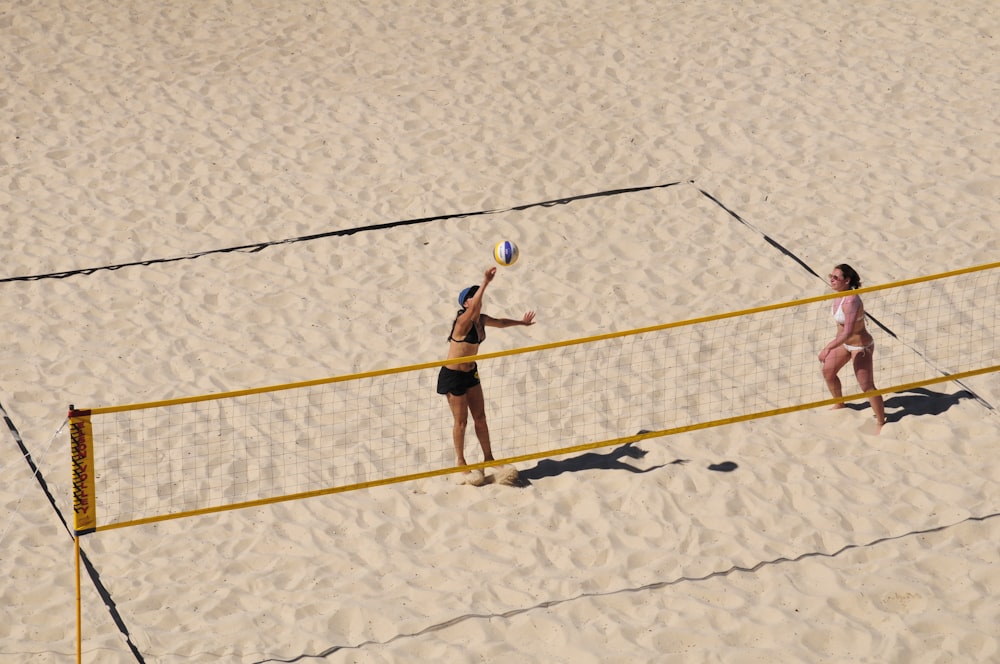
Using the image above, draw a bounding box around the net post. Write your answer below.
[70,404,95,664]
[75,533,82,664]
[70,404,94,663]
[69,405,97,536]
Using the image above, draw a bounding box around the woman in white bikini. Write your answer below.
[818,263,886,432]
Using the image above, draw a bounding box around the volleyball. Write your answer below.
[493,240,519,266]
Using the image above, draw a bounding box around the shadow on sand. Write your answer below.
[841,386,980,423]
[515,441,687,486]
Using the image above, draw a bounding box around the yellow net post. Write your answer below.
[70,405,96,664]
[70,406,97,535]
[75,534,82,664]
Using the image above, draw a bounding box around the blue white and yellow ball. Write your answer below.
[493,240,519,266]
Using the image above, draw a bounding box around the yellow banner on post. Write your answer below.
[69,408,97,535]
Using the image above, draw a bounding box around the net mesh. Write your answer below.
[78,263,999,530]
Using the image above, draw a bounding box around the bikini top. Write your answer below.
[832,299,846,325]
[833,297,864,325]
[447,313,484,344]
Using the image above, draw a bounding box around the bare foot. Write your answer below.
[830,403,846,410]
[858,417,883,435]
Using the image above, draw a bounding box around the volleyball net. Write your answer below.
[70,262,999,535]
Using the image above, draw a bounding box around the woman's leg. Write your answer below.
[853,349,885,431]
[446,393,470,465]
[822,346,852,408]
[464,384,494,462]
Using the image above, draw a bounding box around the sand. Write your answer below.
[2,0,998,662]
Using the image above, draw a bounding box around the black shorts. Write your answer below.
[436,365,480,396]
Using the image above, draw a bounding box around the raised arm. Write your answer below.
[451,267,497,338]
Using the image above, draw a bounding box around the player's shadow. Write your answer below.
[884,387,978,423]
[516,441,685,486]
[841,386,978,423]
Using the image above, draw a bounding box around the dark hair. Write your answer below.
[835,263,862,289]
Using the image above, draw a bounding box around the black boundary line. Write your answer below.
[0,402,146,663]
[0,181,685,285]
[251,511,1000,663]
[249,190,999,662]
[6,182,993,661]
[3,182,685,662]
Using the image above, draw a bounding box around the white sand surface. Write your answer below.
[2,1,998,662]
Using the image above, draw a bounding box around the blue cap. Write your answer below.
[458,285,479,307]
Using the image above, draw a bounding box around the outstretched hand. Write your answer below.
[483,267,497,283]
[521,311,536,325]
